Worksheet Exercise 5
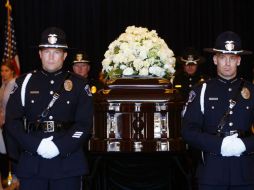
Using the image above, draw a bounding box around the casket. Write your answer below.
[90,76,185,152]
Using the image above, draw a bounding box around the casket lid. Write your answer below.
[105,76,172,90]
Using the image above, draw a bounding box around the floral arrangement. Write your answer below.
[102,26,176,79]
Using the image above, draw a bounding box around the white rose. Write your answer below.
[149,66,164,77]
[123,67,134,75]
[139,67,149,76]
[120,64,127,70]
[133,59,144,71]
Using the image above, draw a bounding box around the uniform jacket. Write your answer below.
[5,68,93,179]
[174,72,206,100]
[182,76,254,185]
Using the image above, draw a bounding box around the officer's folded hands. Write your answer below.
[220,133,246,157]
[37,136,60,159]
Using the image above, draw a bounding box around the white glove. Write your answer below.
[229,137,246,157]
[221,133,238,157]
[37,136,60,159]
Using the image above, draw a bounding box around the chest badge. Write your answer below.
[241,87,250,99]
[251,125,254,134]
[64,79,73,91]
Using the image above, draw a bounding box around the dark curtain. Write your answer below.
[1,0,254,80]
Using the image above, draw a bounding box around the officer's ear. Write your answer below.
[237,56,241,66]
[213,55,218,66]
[39,49,42,59]
[63,51,68,60]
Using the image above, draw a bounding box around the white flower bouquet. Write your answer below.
[102,26,176,79]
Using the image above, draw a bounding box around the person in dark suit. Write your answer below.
[174,47,207,100]
[4,27,93,190]
[182,31,254,190]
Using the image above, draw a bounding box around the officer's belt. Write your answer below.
[212,130,252,138]
[26,121,72,133]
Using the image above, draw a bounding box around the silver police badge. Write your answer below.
[64,79,73,91]
[241,87,250,99]
[48,34,57,44]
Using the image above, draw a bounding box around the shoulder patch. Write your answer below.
[84,84,92,96]
[10,83,18,94]
[187,90,196,103]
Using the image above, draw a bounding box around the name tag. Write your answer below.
[209,97,218,101]
[30,91,40,94]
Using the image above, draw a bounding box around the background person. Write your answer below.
[174,47,207,100]
[0,62,16,182]
[72,51,104,94]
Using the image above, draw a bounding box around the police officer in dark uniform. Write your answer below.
[174,47,207,100]
[72,51,104,94]
[4,27,93,190]
[182,31,254,190]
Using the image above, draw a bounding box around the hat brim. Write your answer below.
[29,45,77,51]
[72,61,91,66]
[204,48,252,55]
[176,56,205,65]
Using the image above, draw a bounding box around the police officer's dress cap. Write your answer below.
[204,31,252,55]
[72,51,90,65]
[39,27,68,49]
[177,47,205,65]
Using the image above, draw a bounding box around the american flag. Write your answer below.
[2,0,20,76]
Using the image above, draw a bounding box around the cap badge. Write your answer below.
[241,87,250,99]
[48,34,58,45]
[225,41,235,51]
[76,54,83,61]
[64,79,73,91]
[187,55,194,61]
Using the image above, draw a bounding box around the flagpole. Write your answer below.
[5,0,12,64]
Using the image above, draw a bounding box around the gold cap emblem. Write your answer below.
[76,54,83,61]
[48,34,57,44]
[241,87,250,99]
[64,79,73,91]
